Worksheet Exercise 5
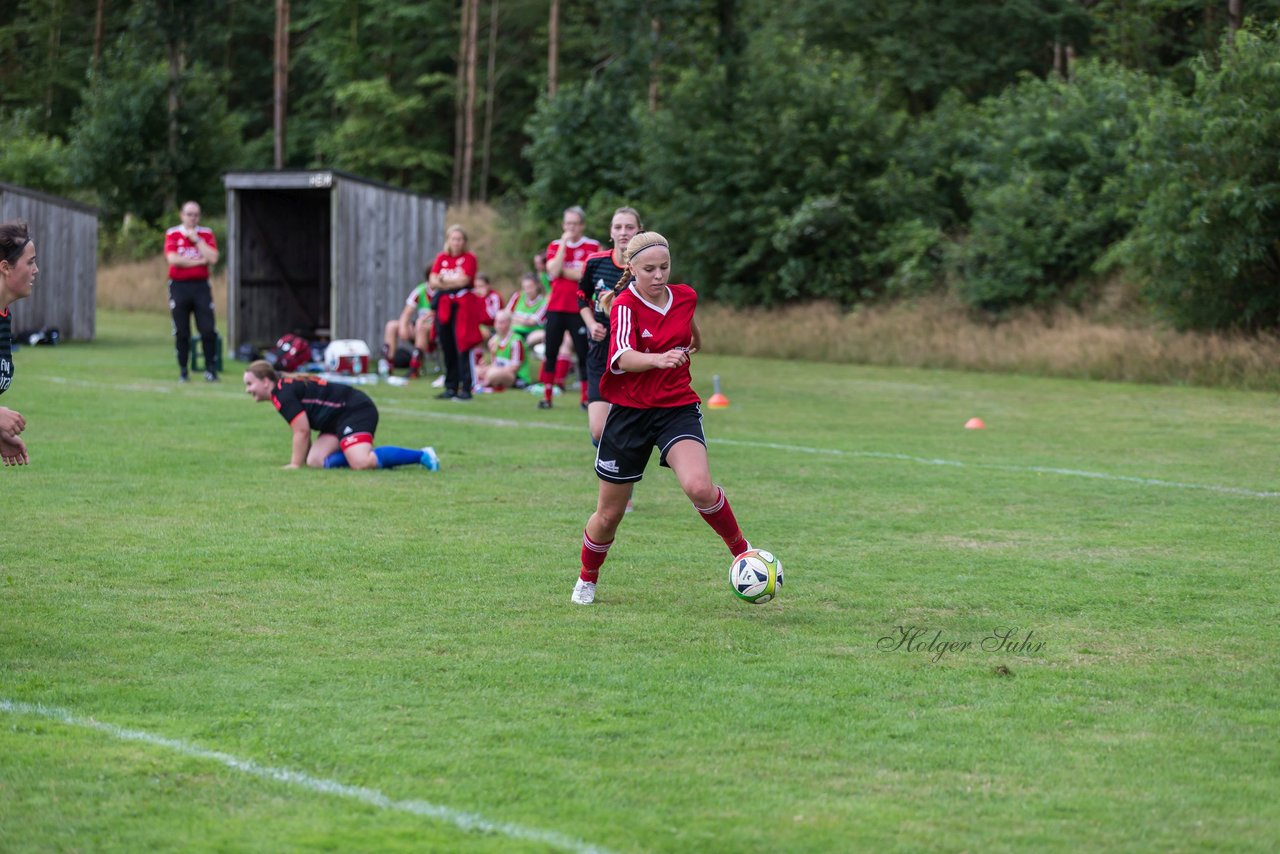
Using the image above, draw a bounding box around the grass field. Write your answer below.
[2,310,1277,852]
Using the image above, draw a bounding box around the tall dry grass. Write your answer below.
[698,296,1280,391]
[97,257,228,317]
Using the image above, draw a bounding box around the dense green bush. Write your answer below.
[638,36,907,306]
[523,73,646,228]
[948,62,1159,312]
[1107,25,1280,331]
[70,53,242,224]
[0,110,74,197]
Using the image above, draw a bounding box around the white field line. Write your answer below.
[1,699,615,854]
[44,376,1280,499]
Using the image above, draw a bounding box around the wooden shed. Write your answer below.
[222,170,447,353]
[0,182,97,341]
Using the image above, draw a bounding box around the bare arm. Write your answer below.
[0,406,26,438]
[0,433,28,466]
[580,306,605,341]
[191,233,219,265]
[546,236,570,278]
[166,231,219,267]
[616,347,692,373]
[399,303,416,340]
[690,317,702,353]
[286,415,312,468]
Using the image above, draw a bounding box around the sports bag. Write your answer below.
[273,333,312,372]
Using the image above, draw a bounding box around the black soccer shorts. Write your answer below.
[332,401,380,447]
[585,338,608,403]
[594,402,706,483]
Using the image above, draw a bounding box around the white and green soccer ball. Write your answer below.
[730,549,783,604]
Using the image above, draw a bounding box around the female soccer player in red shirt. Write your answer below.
[429,225,478,400]
[571,232,752,605]
[537,206,599,410]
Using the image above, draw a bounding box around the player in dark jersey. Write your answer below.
[579,207,642,445]
[243,361,439,471]
[0,221,37,466]
[570,232,753,605]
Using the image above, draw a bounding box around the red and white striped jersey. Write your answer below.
[602,283,700,409]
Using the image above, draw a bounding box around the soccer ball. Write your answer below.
[729,549,783,604]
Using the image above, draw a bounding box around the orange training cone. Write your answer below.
[707,374,730,409]
[964,417,986,430]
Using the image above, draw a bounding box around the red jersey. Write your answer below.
[545,236,600,313]
[602,283,701,409]
[431,251,478,293]
[165,225,217,280]
[477,288,502,325]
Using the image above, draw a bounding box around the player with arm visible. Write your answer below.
[382,271,435,378]
[428,225,478,400]
[243,361,439,471]
[536,206,599,410]
[570,232,745,605]
[0,222,37,466]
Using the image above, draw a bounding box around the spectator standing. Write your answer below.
[537,206,599,410]
[165,201,221,383]
[429,225,478,400]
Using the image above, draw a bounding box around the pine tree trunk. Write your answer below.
[1228,0,1243,33]
[274,0,290,169]
[44,0,64,127]
[166,41,184,214]
[479,0,499,202]
[461,0,480,204]
[547,0,559,98]
[648,16,660,111]
[92,0,105,73]
[452,0,474,203]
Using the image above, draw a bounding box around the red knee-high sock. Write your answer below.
[539,364,555,403]
[554,357,572,387]
[580,531,613,583]
[696,487,749,556]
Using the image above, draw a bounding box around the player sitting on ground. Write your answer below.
[243,360,439,471]
[476,310,526,391]
[381,271,435,378]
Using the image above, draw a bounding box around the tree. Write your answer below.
[479,0,500,201]
[72,47,243,222]
[1109,24,1280,330]
[547,0,559,97]
[274,0,289,169]
[462,0,481,202]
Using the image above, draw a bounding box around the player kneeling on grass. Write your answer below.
[243,360,439,471]
[571,231,751,605]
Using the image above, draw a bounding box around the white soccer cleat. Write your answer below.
[571,579,596,605]
[420,446,440,471]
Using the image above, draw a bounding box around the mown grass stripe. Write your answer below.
[1,699,615,854]
[44,375,1279,499]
